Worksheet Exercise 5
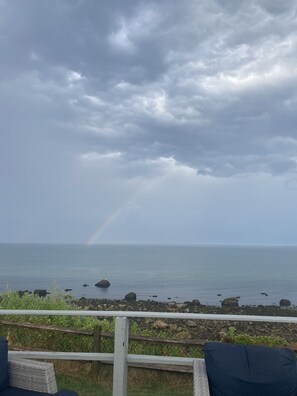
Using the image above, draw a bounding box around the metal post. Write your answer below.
[113,317,129,396]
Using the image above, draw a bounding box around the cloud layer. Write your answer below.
[1,0,297,244]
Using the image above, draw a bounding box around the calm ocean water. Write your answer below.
[0,244,297,306]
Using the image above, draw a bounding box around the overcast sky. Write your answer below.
[1,0,297,245]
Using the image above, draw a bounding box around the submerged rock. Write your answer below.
[279,299,291,307]
[95,279,111,288]
[125,292,137,302]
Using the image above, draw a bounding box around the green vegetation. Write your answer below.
[222,326,288,347]
[0,290,112,352]
[0,290,112,330]
[0,291,202,358]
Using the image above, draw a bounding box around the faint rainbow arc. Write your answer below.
[86,207,124,245]
[86,177,162,245]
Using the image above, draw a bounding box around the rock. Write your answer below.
[95,279,111,288]
[221,297,239,308]
[168,302,177,308]
[82,284,89,287]
[125,292,137,302]
[279,299,291,307]
[65,288,72,292]
[33,289,48,297]
[153,320,169,329]
[18,290,31,297]
[192,299,201,306]
[217,293,222,296]
[152,295,158,298]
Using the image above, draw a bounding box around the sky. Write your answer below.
[1,0,297,245]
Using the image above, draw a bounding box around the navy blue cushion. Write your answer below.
[0,387,48,395]
[0,387,78,395]
[204,342,297,396]
[0,337,9,391]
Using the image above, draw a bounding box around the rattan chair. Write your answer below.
[7,357,77,395]
[193,359,210,396]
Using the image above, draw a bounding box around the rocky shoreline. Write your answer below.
[75,297,297,344]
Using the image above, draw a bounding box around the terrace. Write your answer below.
[2,309,297,395]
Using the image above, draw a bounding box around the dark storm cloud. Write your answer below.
[1,0,297,179]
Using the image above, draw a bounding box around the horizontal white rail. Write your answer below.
[2,309,297,323]
[9,351,196,366]
[9,351,114,362]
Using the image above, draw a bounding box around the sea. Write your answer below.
[0,243,297,306]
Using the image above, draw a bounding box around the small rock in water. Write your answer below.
[125,292,137,302]
[217,293,222,296]
[152,295,158,298]
[65,289,72,292]
[279,298,291,307]
[167,297,171,300]
[33,289,48,297]
[261,292,268,296]
[18,290,31,297]
[95,279,111,288]
[82,284,89,287]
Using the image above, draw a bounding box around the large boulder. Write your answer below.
[221,297,239,308]
[95,279,111,288]
[279,299,291,307]
[125,292,137,302]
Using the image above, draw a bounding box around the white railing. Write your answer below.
[1,309,297,396]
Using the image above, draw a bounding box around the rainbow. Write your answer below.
[86,207,123,245]
[86,177,162,245]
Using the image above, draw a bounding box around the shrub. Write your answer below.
[221,326,288,347]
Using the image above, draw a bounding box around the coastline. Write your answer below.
[75,297,297,344]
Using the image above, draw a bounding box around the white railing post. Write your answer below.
[113,316,129,396]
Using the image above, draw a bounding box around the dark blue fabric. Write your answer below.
[56,391,78,396]
[0,386,48,395]
[0,337,9,391]
[204,342,297,396]
[0,387,78,395]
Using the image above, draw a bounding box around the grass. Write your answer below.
[56,367,193,396]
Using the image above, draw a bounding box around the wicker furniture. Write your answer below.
[8,357,78,395]
[0,336,77,395]
[193,359,210,396]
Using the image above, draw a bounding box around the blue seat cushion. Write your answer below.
[0,337,9,391]
[0,387,47,395]
[204,342,297,396]
[0,387,78,395]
